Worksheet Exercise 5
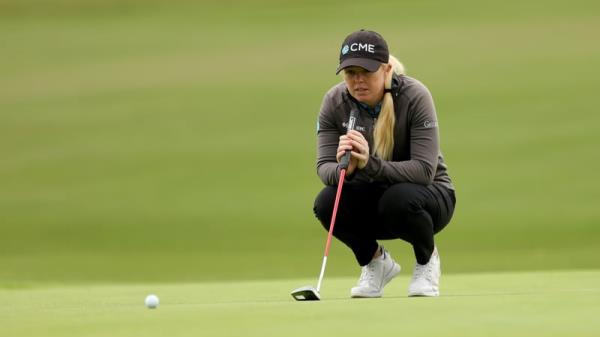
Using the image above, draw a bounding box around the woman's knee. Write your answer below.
[378,183,425,217]
[313,186,337,227]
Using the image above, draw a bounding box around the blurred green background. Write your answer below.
[1,0,599,285]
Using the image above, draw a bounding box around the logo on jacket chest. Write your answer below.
[342,122,366,132]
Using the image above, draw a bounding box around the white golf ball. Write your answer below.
[145,294,159,309]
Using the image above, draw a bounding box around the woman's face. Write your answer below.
[343,64,391,107]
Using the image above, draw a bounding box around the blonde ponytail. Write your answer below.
[373,55,405,160]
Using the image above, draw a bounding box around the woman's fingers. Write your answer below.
[337,144,353,152]
[347,130,367,142]
[350,150,367,160]
[350,150,369,169]
[348,140,369,155]
[342,131,369,169]
[338,132,369,169]
[346,132,369,150]
[347,130,363,138]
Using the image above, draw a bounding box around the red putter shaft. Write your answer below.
[324,168,346,258]
[316,168,347,293]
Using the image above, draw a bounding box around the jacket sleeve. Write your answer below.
[316,92,343,186]
[362,84,440,185]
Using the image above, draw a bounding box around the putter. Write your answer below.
[291,108,358,301]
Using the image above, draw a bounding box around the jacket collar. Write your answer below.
[343,73,404,117]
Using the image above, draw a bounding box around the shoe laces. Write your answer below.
[412,262,434,282]
[358,263,378,285]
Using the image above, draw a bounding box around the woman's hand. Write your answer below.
[336,130,370,174]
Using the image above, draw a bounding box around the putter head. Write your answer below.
[291,286,321,301]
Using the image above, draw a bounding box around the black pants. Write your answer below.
[313,182,456,266]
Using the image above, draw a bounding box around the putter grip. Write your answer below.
[339,109,358,170]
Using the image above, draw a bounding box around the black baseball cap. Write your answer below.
[336,29,389,74]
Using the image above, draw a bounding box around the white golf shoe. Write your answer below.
[350,247,401,298]
[408,247,441,297]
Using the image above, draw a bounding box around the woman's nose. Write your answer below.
[351,73,365,82]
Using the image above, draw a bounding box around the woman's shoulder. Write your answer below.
[396,75,433,100]
[399,75,431,97]
[324,81,347,99]
[321,81,348,111]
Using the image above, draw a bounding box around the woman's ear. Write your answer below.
[384,63,393,74]
[383,63,393,86]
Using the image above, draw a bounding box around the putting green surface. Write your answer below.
[2,0,600,285]
[2,3,599,335]
[3,270,599,337]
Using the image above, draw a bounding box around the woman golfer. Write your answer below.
[314,29,456,297]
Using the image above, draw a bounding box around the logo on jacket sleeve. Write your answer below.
[423,120,438,128]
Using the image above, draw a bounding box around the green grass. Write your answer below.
[2,2,599,336]
[2,270,600,337]
[1,0,600,284]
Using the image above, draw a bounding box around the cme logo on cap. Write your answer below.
[346,42,375,54]
[341,45,350,55]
